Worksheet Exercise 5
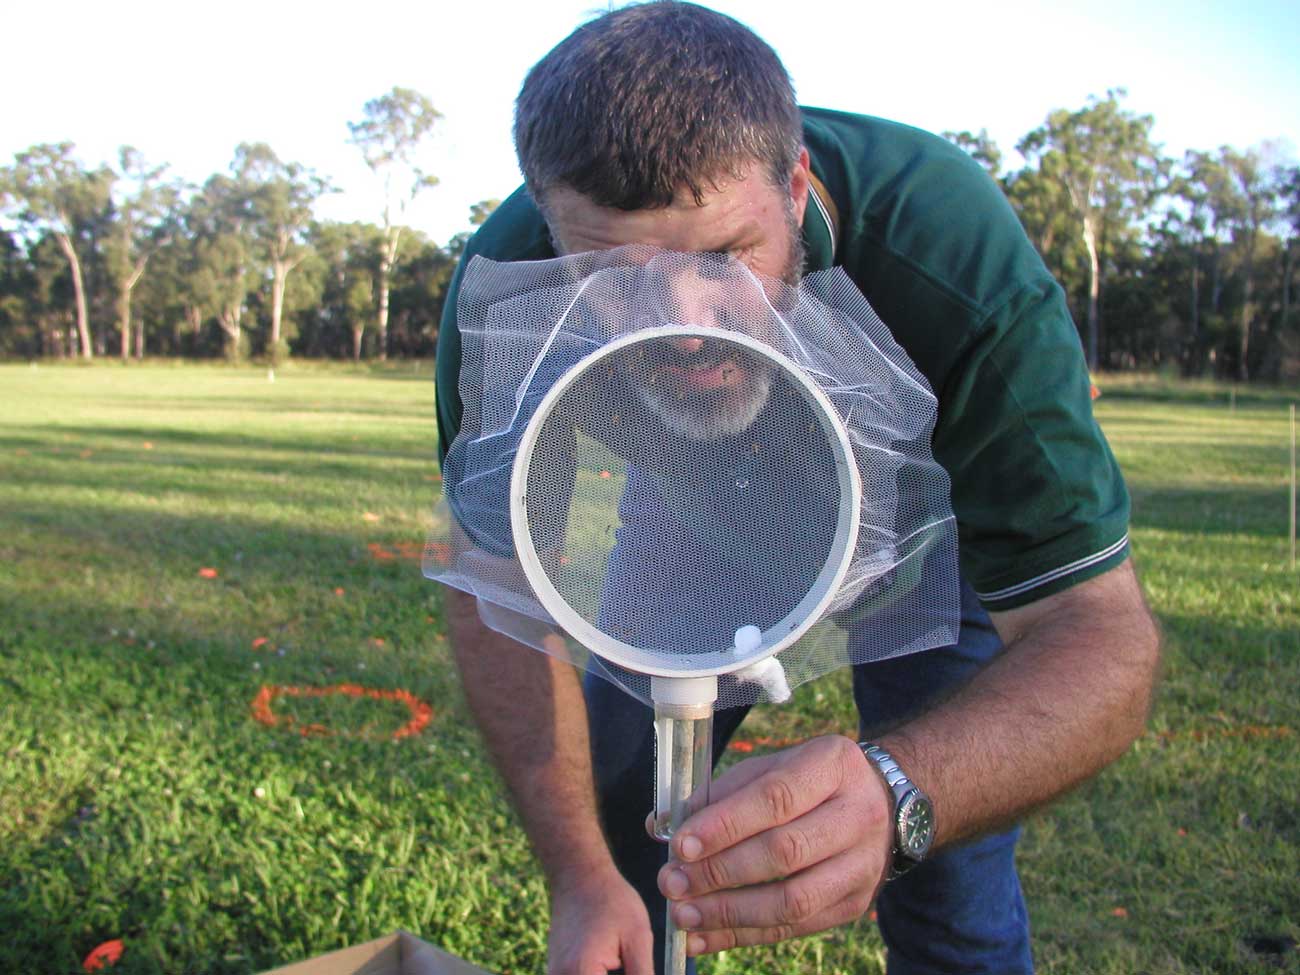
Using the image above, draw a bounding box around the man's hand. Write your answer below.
[548,869,654,975]
[654,735,890,956]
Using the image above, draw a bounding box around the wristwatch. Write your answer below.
[858,742,935,879]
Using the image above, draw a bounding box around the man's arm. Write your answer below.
[443,587,654,974]
[655,559,1160,955]
[886,557,1160,846]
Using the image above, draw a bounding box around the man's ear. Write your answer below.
[789,147,812,225]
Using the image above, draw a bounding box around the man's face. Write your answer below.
[545,151,811,439]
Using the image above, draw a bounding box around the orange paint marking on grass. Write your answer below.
[1110,907,1128,918]
[362,512,381,523]
[726,734,808,753]
[250,683,433,740]
[83,939,124,972]
[251,637,269,649]
[367,540,431,563]
[141,441,154,450]
[333,587,346,596]
[198,567,219,579]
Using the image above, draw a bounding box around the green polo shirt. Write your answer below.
[435,107,1130,612]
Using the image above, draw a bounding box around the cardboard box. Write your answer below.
[261,931,495,975]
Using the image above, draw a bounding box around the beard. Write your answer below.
[634,210,803,441]
[634,341,776,441]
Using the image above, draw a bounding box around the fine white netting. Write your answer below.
[426,246,959,708]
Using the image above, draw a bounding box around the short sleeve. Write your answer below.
[933,277,1130,612]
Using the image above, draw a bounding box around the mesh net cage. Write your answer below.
[427,246,959,708]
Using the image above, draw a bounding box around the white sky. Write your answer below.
[4,0,1297,246]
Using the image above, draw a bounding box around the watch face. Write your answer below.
[897,792,934,859]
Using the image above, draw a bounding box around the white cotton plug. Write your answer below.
[734,658,793,704]
[732,626,792,703]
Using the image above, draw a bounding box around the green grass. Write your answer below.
[1,363,1297,974]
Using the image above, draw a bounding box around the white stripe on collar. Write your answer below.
[807,179,837,262]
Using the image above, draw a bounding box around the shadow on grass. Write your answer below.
[3,454,437,512]
[0,424,443,519]
[1097,381,1297,410]
[1129,483,1294,539]
[3,424,435,460]
[1156,610,1300,669]
[99,396,436,419]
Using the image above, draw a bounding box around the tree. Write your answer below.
[386,229,456,356]
[1208,145,1286,380]
[305,221,383,359]
[0,230,37,356]
[468,198,501,228]
[1019,92,1164,368]
[1279,166,1300,338]
[237,143,331,364]
[348,87,441,360]
[187,158,258,361]
[1004,163,1083,290]
[105,147,177,360]
[1156,150,1229,373]
[0,143,112,358]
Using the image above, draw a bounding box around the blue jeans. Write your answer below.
[583,582,1034,974]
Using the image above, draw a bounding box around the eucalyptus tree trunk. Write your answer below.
[1082,216,1102,370]
[54,232,92,358]
[376,228,401,362]
[270,265,287,361]
[268,233,305,364]
[1238,228,1257,382]
[117,258,147,362]
[218,305,243,361]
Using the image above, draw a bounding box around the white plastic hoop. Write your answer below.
[508,325,863,679]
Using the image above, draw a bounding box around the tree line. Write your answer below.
[2,88,1297,381]
[0,88,492,365]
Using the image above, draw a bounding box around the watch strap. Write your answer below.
[860,743,913,809]
[858,741,929,879]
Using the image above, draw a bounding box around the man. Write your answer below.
[434,3,1161,973]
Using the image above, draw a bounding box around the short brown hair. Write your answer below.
[514,1,802,211]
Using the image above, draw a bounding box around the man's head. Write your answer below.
[516,2,811,439]
[515,2,810,276]
[515,1,803,212]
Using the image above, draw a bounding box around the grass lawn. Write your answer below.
[1,362,1296,974]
